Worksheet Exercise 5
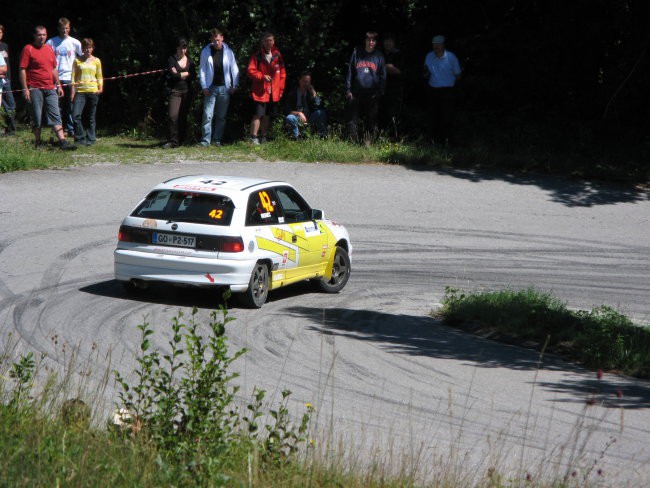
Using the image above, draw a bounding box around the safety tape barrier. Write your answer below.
[2,68,166,94]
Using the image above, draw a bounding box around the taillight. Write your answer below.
[118,226,132,242]
[220,237,244,252]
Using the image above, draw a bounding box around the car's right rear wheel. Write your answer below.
[238,262,270,308]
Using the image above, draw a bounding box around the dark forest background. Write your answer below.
[3,0,650,175]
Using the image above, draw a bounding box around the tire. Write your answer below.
[238,262,270,308]
[315,246,351,293]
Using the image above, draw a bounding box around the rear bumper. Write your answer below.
[114,248,254,292]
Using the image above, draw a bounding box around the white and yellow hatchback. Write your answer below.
[114,175,352,307]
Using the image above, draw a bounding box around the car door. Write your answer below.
[246,187,300,285]
[273,186,330,279]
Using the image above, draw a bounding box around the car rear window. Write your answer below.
[131,190,235,226]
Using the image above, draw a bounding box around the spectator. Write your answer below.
[0,47,6,86]
[46,17,82,137]
[345,31,386,142]
[423,34,461,144]
[283,71,327,140]
[164,37,195,148]
[0,24,17,136]
[71,38,103,146]
[380,32,403,137]
[198,28,237,147]
[247,31,286,145]
[19,25,74,150]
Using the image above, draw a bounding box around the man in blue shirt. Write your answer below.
[424,35,461,144]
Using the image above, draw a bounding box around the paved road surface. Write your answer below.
[1,161,649,484]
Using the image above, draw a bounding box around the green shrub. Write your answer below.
[439,286,650,378]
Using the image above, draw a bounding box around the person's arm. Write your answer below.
[247,53,263,81]
[53,67,63,97]
[452,52,461,82]
[198,48,210,95]
[278,52,286,98]
[378,55,386,96]
[345,49,355,100]
[19,67,30,102]
[70,59,77,100]
[228,48,239,94]
[96,58,103,94]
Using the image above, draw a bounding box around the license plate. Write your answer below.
[152,232,196,248]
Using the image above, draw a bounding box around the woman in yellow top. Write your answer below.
[71,38,103,146]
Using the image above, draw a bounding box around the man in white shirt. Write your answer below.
[424,35,461,144]
[47,17,82,137]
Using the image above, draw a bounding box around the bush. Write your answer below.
[439,286,650,378]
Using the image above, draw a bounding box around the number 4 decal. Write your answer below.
[259,191,275,212]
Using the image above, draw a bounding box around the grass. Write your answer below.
[0,125,456,173]
[437,286,650,378]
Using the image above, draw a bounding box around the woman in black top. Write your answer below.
[164,38,196,148]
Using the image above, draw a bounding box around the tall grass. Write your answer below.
[438,286,650,377]
[2,302,635,487]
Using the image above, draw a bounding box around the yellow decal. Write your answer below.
[256,236,297,263]
[259,191,274,212]
[209,209,223,220]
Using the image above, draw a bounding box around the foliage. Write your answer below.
[439,286,650,377]
[113,307,313,479]
[4,0,650,155]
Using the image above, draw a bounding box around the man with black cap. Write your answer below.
[423,34,461,144]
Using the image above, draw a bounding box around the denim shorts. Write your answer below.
[29,88,62,128]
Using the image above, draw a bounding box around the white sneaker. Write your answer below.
[251,137,260,145]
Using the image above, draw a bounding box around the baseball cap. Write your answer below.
[432,35,445,44]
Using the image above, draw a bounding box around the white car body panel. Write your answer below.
[114,175,352,295]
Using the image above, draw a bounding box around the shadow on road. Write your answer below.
[79,279,317,310]
[408,165,649,208]
[284,305,650,409]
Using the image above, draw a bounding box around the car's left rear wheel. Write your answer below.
[238,262,270,308]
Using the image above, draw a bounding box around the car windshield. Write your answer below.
[131,190,235,226]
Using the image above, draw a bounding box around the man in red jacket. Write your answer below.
[247,31,286,145]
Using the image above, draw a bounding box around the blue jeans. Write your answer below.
[201,85,230,145]
[1,78,16,133]
[285,109,327,138]
[59,80,75,134]
[72,92,99,143]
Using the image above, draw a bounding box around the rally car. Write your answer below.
[114,175,352,307]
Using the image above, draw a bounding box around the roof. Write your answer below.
[159,175,285,193]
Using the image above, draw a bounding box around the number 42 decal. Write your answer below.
[209,209,223,219]
[259,191,275,212]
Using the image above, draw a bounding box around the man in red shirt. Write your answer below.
[246,31,286,145]
[19,25,74,149]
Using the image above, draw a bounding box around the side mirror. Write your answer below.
[311,209,324,220]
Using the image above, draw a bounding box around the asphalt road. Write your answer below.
[1,161,649,484]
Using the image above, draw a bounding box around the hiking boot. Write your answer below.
[59,140,77,151]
